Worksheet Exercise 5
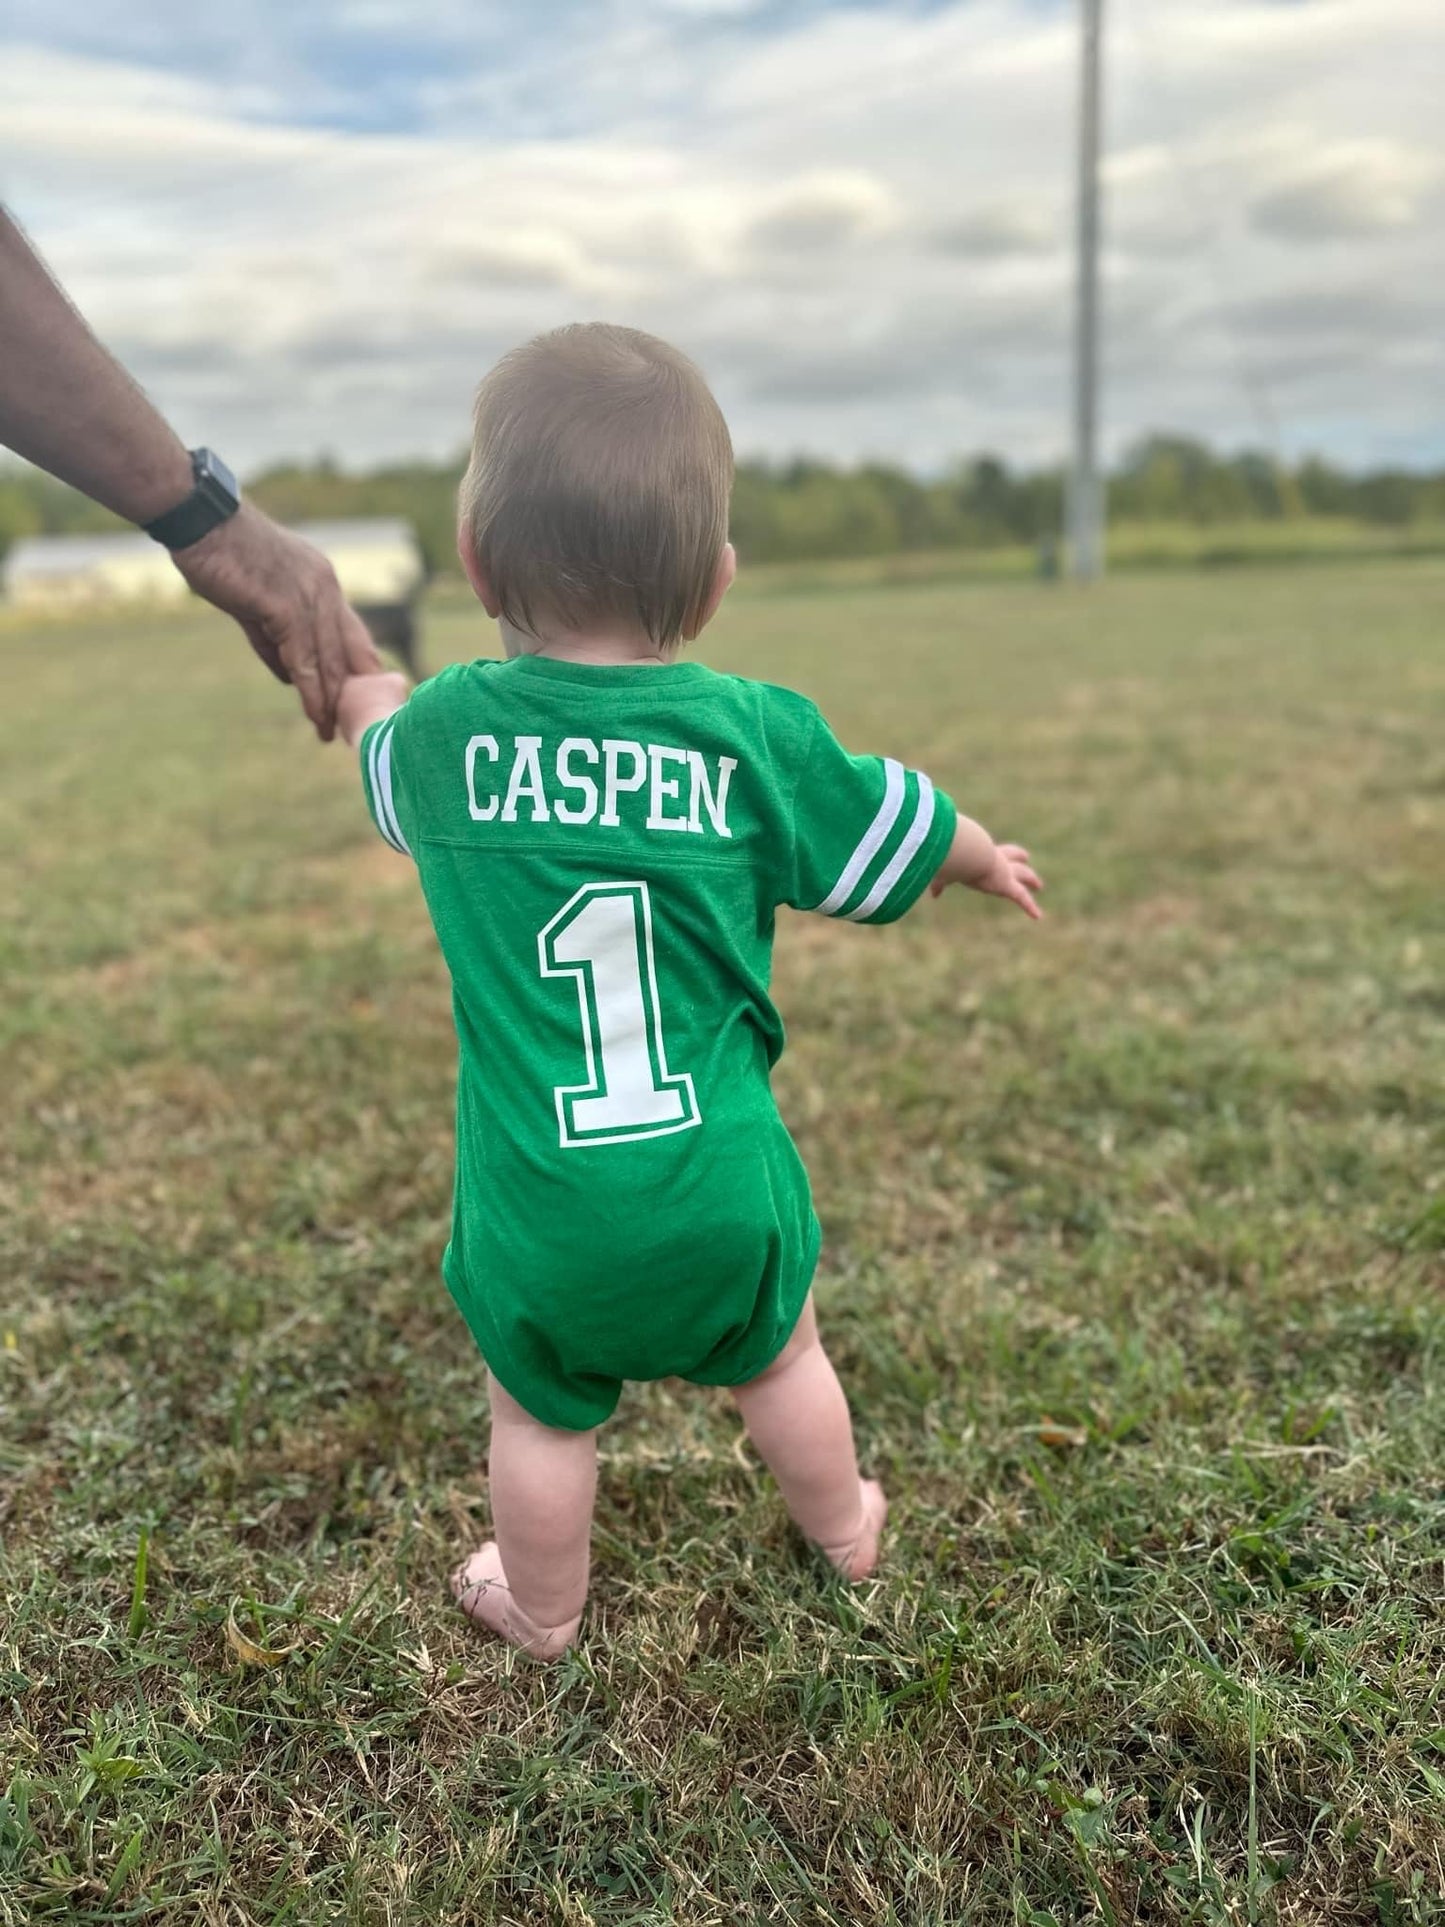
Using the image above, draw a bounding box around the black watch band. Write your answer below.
[143,448,242,551]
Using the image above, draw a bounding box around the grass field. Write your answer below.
[2,561,1443,1925]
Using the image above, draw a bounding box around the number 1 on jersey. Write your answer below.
[538,881,702,1147]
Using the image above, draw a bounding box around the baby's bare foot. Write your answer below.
[450,1542,581,1662]
[817,1478,888,1580]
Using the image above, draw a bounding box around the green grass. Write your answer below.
[1100,516,1445,573]
[2,561,1444,1925]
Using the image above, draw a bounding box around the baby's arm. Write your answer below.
[929,814,1044,920]
[782,701,1043,925]
[337,671,411,749]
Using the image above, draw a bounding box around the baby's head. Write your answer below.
[459,323,735,656]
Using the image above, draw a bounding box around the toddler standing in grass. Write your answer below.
[336,324,1042,1659]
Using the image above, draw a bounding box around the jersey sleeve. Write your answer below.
[359,705,418,858]
[783,709,957,925]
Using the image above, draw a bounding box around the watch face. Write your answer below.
[144,448,242,546]
[194,447,240,505]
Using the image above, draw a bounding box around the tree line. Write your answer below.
[4,437,1444,575]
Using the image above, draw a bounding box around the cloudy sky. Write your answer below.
[3,0,1442,477]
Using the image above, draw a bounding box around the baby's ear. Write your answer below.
[685,543,737,640]
[457,531,501,617]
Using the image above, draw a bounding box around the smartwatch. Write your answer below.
[143,448,242,550]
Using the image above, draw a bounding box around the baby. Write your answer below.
[337,324,1042,1660]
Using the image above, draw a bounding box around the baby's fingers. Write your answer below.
[1009,878,1045,920]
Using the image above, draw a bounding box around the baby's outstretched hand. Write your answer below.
[967,843,1044,920]
[929,817,1044,919]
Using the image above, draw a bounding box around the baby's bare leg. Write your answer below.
[731,1295,887,1579]
[451,1373,597,1661]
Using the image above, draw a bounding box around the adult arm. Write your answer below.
[0,208,380,737]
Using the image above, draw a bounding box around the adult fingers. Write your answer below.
[306,580,349,738]
[304,584,383,734]
[309,622,345,742]
[244,621,291,686]
[286,574,357,740]
[282,648,334,741]
[340,604,384,676]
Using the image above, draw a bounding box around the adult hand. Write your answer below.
[171,502,383,740]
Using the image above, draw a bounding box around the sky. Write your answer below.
[2,0,1442,478]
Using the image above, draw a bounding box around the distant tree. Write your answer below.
[729,460,787,563]
[1229,451,1289,520]
[247,456,466,574]
[1113,435,1218,522]
[0,461,126,562]
[5,441,1445,575]
[1296,457,1354,518]
[859,463,943,551]
[1354,470,1418,527]
[957,455,1019,542]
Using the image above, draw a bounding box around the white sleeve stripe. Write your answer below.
[365,723,405,853]
[364,725,400,851]
[376,720,412,857]
[847,773,936,921]
[811,756,906,916]
[363,724,388,840]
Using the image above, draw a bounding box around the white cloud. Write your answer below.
[658,0,769,15]
[744,172,898,256]
[931,200,1059,259]
[1,0,1442,473]
[1250,140,1439,242]
[427,233,605,293]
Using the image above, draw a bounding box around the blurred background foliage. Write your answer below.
[5,435,1445,576]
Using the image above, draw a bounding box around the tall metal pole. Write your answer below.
[1068,0,1105,581]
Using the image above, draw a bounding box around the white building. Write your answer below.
[2,520,427,608]
[2,518,427,643]
[2,531,187,610]
[293,519,427,611]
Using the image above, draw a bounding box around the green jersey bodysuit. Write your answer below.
[360,654,956,1429]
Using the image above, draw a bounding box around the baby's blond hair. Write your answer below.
[459,323,733,650]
